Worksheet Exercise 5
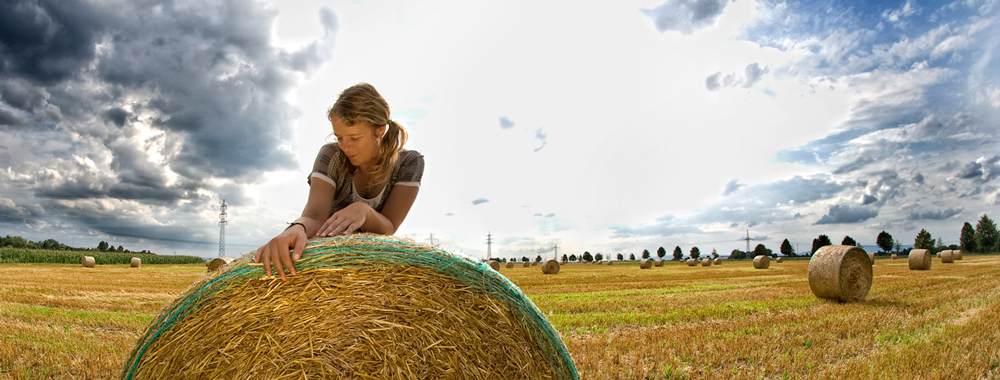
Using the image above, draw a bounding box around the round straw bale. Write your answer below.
[82,256,95,268]
[542,260,560,275]
[606,261,613,265]
[891,254,898,260]
[936,252,940,258]
[122,234,578,380]
[776,257,784,263]
[753,255,770,269]
[523,262,531,268]
[807,245,872,302]
[130,257,141,268]
[955,250,963,260]
[205,259,211,266]
[639,259,653,269]
[940,250,955,263]
[713,258,721,265]
[531,262,538,266]
[701,258,712,266]
[908,249,931,270]
[207,257,235,272]
[654,260,664,267]
[686,259,698,266]
[487,260,500,271]
[506,262,515,269]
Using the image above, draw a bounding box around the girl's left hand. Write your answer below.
[317,202,370,236]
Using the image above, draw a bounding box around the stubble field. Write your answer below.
[1,255,998,379]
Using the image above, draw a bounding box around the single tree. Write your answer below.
[729,249,745,260]
[876,231,894,253]
[690,247,701,259]
[960,222,976,252]
[535,255,542,263]
[894,241,902,253]
[582,251,593,262]
[97,241,109,252]
[935,238,945,252]
[812,234,832,255]
[841,236,856,246]
[711,248,719,259]
[672,246,683,261]
[975,214,999,253]
[657,246,666,259]
[561,254,568,262]
[117,245,124,252]
[629,253,636,261]
[617,253,624,261]
[569,254,577,262]
[914,229,934,251]
[520,256,529,263]
[642,249,651,259]
[753,243,769,257]
[780,239,794,257]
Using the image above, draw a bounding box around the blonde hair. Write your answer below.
[326,83,408,189]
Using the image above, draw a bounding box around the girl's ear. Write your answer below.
[377,125,387,138]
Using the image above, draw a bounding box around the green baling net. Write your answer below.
[121,234,579,379]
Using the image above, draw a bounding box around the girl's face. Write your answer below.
[331,114,385,170]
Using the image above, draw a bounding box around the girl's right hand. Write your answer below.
[254,225,307,281]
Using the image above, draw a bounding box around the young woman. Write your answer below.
[254,83,424,280]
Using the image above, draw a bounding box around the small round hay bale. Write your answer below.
[606,261,613,265]
[531,262,538,266]
[207,257,235,272]
[776,257,784,263]
[123,234,578,380]
[891,254,898,260]
[808,245,872,302]
[908,249,931,270]
[686,259,698,266]
[955,250,963,260]
[541,260,560,275]
[940,250,955,263]
[936,252,941,258]
[130,257,141,268]
[654,260,664,267]
[487,260,500,271]
[205,259,211,266]
[700,258,712,266]
[713,258,721,265]
[523,262,531,268]
[82,256,96,268]
[639,259,653,269]
[506,262,515,269]
[753,255,770,269]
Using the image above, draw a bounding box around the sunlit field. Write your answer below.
[1,255,998,379]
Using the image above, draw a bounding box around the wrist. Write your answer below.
[285,222,306,233]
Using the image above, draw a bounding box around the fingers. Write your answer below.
[292,233,306,261]
[262,244,273,278]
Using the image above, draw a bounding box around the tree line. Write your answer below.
[1,235,155,254]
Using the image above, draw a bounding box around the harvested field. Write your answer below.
[2,255,1000,379]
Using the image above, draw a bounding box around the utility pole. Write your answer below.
[742,230,752,259]
[486,232,493,260]
[552,243,559,261]
[427,233,437,247]
[218,200,227,258]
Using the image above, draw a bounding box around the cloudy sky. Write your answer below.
[1,0,998,260]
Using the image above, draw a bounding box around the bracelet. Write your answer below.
[285,222,306,232]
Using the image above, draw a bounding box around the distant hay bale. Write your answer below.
[936,252,941,258]
[523,262,531,268]
[654,260,664,267]
[606,261,613,265]
[808,245,872,302]
[207,258,235,272]
[204,259,211,266]
[701,258,712,266]
[506,262,515,269]
[891,254,898,260]
[941,250,955,263]
[531,262,538,266]
[541,260,560,275]
[776,257,784,263]
[955,250,963,260]
[639,259,653,269]
[130,257,141,268]
[122,234,578,380]
[713,258,721,265]
[686,259,698,267]
[488,260,501,271]
[753,255,770,269]
[82,256,95,268]
[908,249,931,270]
[868,252,875,264]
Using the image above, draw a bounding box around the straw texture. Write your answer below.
[807,245,872,302]
[121,234,578,380]
[908,249,931,270]
[207,257,234,272]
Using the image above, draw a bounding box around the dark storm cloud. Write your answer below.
[0,0,338,249]
[956,156,1000,182]
[908,208,962,221]
[499,116,514,129]
[815,204,878,225]
[641,0,730,35]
